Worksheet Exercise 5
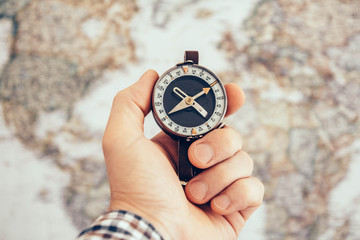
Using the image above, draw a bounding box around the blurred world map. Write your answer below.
[0,0,360,239]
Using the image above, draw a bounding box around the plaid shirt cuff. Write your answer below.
[77,210,164,240]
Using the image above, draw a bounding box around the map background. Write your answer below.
[0,0,359,239]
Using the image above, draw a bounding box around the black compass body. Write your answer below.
[152,51,227,184]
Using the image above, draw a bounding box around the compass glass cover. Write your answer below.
[152,64,227,138]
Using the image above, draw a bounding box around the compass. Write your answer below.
[152,51,227,184]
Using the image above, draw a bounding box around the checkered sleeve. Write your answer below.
[77,210,164,240]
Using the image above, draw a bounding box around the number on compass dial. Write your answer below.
[152,64,227,138]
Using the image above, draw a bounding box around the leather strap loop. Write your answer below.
[178,138,202,183]
[177,51,200,184]
[184,51,199,64]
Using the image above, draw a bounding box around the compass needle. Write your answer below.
[202,87,210,95]
[192,101,208,118]
[169,99,190,114]
[173,87,188,99]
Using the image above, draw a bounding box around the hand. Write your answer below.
[103,70,264,240]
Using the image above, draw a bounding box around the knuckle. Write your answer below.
[223,127,242,143]
[235,177,264,208]
[202,127,243,155]
[102,133,112,153]
[113,90,127,105]
[250,177,265,206]
[213,127,242,154]
[236,151,254,173]
[113,91,121,104]
[224,127,243,148]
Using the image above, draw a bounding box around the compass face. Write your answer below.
[152,63,227,138]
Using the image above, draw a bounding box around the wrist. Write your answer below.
[109,200,177,240]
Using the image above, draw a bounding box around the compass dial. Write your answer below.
[152,63,227,138]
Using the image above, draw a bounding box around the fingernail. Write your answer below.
[214,195,231,210]
[189,180,208,200]
[194,143,213,164]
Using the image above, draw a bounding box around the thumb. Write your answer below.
[103,70,159,148]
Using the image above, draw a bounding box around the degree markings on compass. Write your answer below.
[210,81,218,87]
[199,70,204,77]
[191,128,197,135]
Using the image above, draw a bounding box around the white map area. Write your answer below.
[1,0,359,239]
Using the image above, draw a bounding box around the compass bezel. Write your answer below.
[152,63,227,139]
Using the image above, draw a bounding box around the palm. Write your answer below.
[128,136,240,240]
[107,134,239,239]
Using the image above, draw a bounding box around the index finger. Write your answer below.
[188,126,243,169]
[224,83,246,117]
